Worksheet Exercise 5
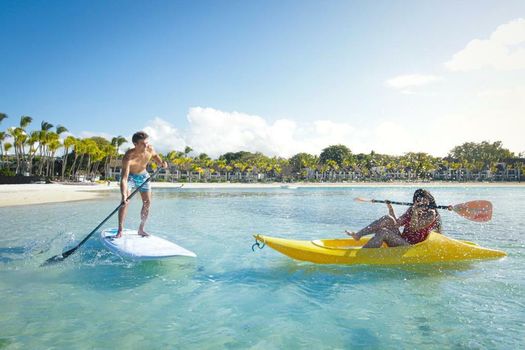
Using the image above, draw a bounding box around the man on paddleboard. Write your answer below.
[117,131,167,238]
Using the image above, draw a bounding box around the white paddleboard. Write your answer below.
[100,228,196,260]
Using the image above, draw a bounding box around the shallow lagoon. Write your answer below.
[1,186,524,349]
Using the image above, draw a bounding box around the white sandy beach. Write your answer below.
[0,183,117,207]
[0,181,523,208]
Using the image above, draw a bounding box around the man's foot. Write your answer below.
[115,231,123,239]
[345,230,360,241]
[138,230,150,237]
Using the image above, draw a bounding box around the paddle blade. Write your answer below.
[452,200,493,222]
[354,197,372,203]
[41,254,65,266]
[41,246,78,266]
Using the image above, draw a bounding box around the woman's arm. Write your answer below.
[408,208,437,231]
[395,208,412,228]
[386,201,396,219]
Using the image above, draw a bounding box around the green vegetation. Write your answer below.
[0,112,523,182]
[0,114,127,181]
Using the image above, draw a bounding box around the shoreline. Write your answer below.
[152,181,525,188]
[0,181,523,208]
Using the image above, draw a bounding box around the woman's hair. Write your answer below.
[413,189,437,208]
[413,188,442,232]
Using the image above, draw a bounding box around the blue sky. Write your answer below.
[1,0,524,157]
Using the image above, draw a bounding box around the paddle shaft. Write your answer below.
[369,199,450,210]
[44,168,161,263]
[358,197,492,222]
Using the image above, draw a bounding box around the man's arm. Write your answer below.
[150,147,168,168]
[120,155,131,203]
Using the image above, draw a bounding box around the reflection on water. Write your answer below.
[0,186,523,348]
[267,258,477,279]
[59,260,197,291]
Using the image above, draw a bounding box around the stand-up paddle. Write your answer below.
[354,197,492,222]
[42,168,162,266]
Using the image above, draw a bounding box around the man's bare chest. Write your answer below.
[129,152,152,165]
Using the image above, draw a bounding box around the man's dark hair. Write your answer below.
[132,131,149,144]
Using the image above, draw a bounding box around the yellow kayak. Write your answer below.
[253,232,506,265]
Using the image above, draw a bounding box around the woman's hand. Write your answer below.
[412,204,426,218]
[385,200,395,217]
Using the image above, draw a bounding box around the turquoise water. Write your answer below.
[1,186,523,349]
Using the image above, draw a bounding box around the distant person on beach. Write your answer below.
[346,189,442,248]
[117,131,167,238]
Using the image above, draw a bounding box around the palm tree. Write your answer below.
[69,138,79,179]
[71,138,87,180]
[289,153,318,180]
[0,113,7,168]
[101,143,116,179]
[7,126,27,175]
[83,139,99,180]
[47,136,61,178]
[89,143,106,179]
[61,136,76,181]
[26,131,40,175]
[213,159,227,180]
[168,151,194,181]
[400,152,438,179]
[20,116,32,128]
[6,128,18,173]
[112,136,127,155]
[56,125,68,135]
[3,143,12,156]
[52,125,68,179]
[37,121,54,176]
[106,136,126,179]
[0,131,6,167]
[8,116,33,174]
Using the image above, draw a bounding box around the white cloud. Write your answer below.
[373,121,414,155]
[184,107,337,157]
[385,74,443,89]
[141,108,375,157]
[445,18,525,71]
[423,86,525,155]
[74,92,523,159]
[142,117,186,153]
[139,108,438,157]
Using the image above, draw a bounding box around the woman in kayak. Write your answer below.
[347,189,442,248]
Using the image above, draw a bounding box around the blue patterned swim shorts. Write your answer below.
[128,172,151,192]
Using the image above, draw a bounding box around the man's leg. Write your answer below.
[137,190,152,237]
[117,189,130,238]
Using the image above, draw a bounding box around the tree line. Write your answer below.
[0,114,523,181]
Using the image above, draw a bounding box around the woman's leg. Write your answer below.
[362,228,409,248]
[350,215,397,240]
